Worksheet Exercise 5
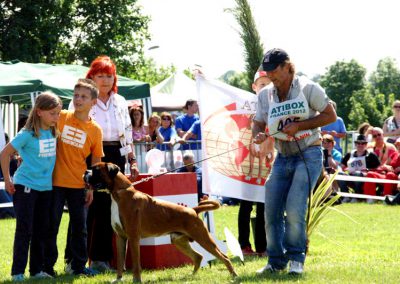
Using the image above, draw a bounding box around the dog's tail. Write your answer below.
[193,200,220,214]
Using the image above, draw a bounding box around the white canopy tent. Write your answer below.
[150,72,197,112]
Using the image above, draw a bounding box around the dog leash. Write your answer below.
[132,141,254,186]
[132,131,280,186]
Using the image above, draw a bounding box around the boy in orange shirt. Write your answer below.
[45,79,104,276]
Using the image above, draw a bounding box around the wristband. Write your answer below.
[128,157,137,164]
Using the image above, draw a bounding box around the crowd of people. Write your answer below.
[2,49,400,282]
[322,101,400,204]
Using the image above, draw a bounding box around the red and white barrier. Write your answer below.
[110,173,226,270]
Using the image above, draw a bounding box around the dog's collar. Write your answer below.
[90,182,110,193]
[97,188,110,194]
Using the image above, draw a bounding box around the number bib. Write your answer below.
[347,154,367,173]
[267,78,312,141]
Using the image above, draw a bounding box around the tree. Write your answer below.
[0,0,177,86]
[319,60,367,126]
[369,57,400,99]
[130,57,176,87]
[227,0,264,92]
[1,0,150,73]
[0,0,74,63]
[220,70,249,90]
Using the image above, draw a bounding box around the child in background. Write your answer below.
[45,79,103,277]
[238,70,274,257]
[0,92,62,281]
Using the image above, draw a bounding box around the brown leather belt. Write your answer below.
[103,141,121,146]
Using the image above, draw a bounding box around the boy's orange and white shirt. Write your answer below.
[53,110,104,189]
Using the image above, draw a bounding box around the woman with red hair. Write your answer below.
[68,56,139,272]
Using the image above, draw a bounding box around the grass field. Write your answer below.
[0,202,399,283]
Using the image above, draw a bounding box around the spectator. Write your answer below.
[367,127,397,165]
[239,70,274,258]
[177,152,207,202]
[363,128,399,202]
[357,122,374,143]
[322,134,342,174]
[383,100,400,144]
[338,134,380,203]
[321,101,346,154]
[0,92,62,281]
[130,106,148,142]
[156,112,179,151]
[181,120,201,149]
[146,114,164,151]
[175,99,200,150]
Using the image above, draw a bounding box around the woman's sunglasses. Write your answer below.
[161,117,171,121]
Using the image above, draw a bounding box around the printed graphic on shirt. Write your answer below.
[39,138,57,157]
[61,125,87,148]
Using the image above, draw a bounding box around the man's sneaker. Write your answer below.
[90,261,114,272]
[11,274,25,281]
[73,267,99,277]
[65,262,73,275]
[31,271,53,279]
[241,246,256,256]
[288,260,304,274]
[256,263,283,274]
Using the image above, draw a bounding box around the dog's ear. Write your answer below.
[107,163,120,178]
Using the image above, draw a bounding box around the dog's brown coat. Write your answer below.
[88,162,237,282]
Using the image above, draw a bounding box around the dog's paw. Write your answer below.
[111,277,122,284]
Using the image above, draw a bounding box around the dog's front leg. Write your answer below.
[128,237,141,282]
[115,235,127,280]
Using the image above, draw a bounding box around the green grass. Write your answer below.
[0,203,399,283]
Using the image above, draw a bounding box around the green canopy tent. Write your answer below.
[0,60,151,138]
[0,60,150,104]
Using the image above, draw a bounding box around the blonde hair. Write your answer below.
[75,78,99,99]
[148,114,161,125]
[24,91,62,137]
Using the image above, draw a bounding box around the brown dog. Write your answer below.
[84,162,237,282]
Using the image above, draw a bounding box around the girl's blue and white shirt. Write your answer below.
[11,129,56,191]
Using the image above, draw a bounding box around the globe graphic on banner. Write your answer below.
[203,103,271,185]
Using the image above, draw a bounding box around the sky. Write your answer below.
[138,0,400,79]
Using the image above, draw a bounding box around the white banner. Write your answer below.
[196,75,270,203]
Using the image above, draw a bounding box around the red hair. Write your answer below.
[86,56,118,94]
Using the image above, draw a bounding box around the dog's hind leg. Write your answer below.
[171,233,203,274]
[190,226,237,277]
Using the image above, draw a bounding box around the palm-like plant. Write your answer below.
[306,172,355,253]
[226,0,264,91]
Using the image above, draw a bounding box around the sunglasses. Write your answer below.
[322,140,333,143]
[355,142,367,145]
[372,133,382,138]
[393,106,400,109]
[161,117,171,121]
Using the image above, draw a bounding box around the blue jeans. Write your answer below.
[264,146,322,269]
[45,187,87,273]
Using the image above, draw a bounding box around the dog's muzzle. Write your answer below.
[83,169,108,191]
